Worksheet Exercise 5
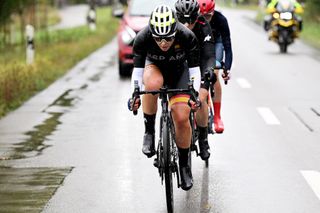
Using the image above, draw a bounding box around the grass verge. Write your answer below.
[300,20,320,49]
[0,6,119,117]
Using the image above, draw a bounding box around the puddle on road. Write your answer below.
[88,59,114,82]
[0,86,84,160]
[47,89,74,108]
[89,71,104,82]
[10,112,63,159]
[0,166,72,212]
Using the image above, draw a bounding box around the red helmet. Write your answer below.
[197,0,215,14]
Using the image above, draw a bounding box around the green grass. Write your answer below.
[0,5,61,49]
[300,20,320,49]
[0,6,119,117]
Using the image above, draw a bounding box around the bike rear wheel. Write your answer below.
[190,112,198,154]
[162,119,174,213]
[208,84,215,134]
[208,107,214,134]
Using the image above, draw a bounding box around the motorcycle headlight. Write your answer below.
[121,26,136,45]
[280,12,292,20]
[273,13,280,19]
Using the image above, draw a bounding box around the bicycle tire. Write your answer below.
[162,118,174,213]
[190,112,198,153]
[208,107,214,134]
[208,84,215,134]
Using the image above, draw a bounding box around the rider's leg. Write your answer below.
[196,88,209,127]
[141,64,163,157]
[213,69,224,133]
[171,102,193,190]
[196,88,210,160]
[168,64,193,190]
[171,103,191,149]
[214,41,225,133]
[264,14,272,31]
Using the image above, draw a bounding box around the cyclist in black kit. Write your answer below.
[175,0,216,161]
[128,5,201,191]
[198,0,233,133]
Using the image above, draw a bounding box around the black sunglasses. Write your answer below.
[152,34,175,43]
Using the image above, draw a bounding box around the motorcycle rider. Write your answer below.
[175,0,216,161]
[128,5,201,191]
[263,0,303,32]
[197,0,232,134]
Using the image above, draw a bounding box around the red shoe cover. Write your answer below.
[214,116,224,133]
[213,102,224,133]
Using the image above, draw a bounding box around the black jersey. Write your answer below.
[192,16,215,75]
[209,10,233,70]
[133,22,200,71]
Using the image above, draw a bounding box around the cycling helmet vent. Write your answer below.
[198,0,215,14]
[175,0,200,17]
[149,5,177,36]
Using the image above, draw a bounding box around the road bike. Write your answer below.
[132,80,199,213]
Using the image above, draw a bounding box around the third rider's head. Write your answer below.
[198,0,215,22]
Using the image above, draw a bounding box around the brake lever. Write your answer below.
[223,69,228,85]
[132,80,140,115]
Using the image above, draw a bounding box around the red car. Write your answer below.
[114,0,175,76]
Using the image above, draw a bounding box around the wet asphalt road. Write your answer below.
[49,4,88,30]
[1,8,320,213]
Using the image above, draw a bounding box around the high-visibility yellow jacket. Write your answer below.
[266,0,304,14]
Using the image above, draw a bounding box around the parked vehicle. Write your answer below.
[113,0,175,76]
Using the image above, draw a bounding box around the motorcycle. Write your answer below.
[264,0,303,53]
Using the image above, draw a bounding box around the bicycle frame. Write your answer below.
[132,81,198,213]
[158,90,178,212]
[158,88,179,181]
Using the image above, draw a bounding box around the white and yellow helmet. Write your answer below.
[149,5,177,37]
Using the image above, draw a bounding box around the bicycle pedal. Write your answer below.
[171,164,177,173]
[208,129,215,134]
[190,144,197,151]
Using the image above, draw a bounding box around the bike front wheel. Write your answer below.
[162,118,174,213]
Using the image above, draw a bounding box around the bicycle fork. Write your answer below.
[154,115,181,188]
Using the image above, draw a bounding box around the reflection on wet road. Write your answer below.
[0,37,115,212]
[0,167,72,212]
[0,86,85,160]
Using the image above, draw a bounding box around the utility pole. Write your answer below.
[26,25,35,65]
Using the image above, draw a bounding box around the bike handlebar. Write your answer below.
[132,80,199,115]
[215,61,228,85]
[223,70,228,85]
[132,81,140,115]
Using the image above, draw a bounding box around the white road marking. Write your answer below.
[301,170,320,201]
[236,78,251,88]
[257,107,280,125]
